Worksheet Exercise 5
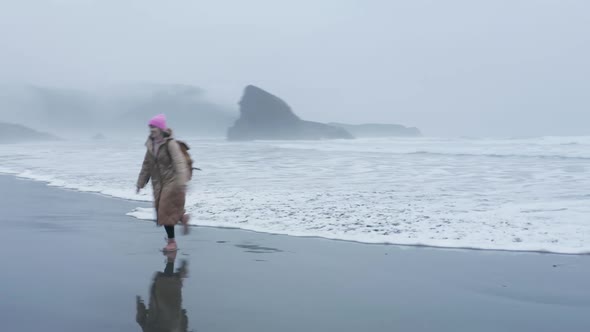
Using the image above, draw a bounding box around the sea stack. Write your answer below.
[227,85,353,141]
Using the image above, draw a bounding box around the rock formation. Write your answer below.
[0,122,59,143]
[329,123,422,137]
[227,85,353,141]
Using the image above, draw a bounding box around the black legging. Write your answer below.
[165,226,175,239]
[164,261,175,276]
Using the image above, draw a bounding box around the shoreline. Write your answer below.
[172,223,590,257]
[1,174,590,331]
[6,173,588,256]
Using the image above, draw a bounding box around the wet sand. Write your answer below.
[1,175,589,332]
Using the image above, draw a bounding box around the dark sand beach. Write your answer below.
[1,175,589,332]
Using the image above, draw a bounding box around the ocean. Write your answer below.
[1,136,589,254]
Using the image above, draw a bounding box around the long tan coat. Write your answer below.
[137,130,189,226]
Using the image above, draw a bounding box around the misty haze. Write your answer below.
[1,1,589,332]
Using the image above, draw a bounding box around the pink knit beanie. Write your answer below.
[148,114,167,130]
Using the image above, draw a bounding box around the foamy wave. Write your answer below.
[2,137,590,254]
[127,207,156,220]
[11,169,153,202]
[126,200,590,255]
[269,137,590,159]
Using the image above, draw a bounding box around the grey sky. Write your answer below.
[1,0,588,137]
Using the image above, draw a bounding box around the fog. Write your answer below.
[0,84,237,138]
[1,0,589,137]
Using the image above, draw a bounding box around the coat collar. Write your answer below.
[145,129,174,155]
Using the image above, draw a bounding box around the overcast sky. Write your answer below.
[0,0,588,137]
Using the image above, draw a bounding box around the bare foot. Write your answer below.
[163,239,178,252]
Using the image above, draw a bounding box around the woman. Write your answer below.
[137,114,190,252]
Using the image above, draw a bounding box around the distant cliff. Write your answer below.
[0,122,59,143]
[0,84,237,137]
[227,85,353,141]
[329,123,422,137]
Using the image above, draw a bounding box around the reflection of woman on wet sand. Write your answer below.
[136,252,189,332]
